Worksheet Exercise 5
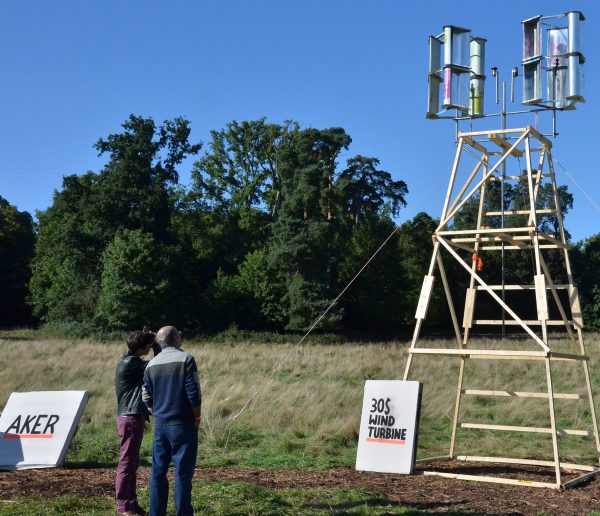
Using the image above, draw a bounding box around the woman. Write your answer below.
[115,330,161,516]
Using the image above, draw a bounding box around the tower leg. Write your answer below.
[544,357,562,487]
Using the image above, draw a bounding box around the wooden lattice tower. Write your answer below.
[403,126,600,489]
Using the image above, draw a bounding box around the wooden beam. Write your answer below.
[456,456,596,472]
[438,141,464,229]
[562,470,600,489]
[462,136,489,155]
[472,320,573,326]
[447,160,484,217]
[408,348,587,361]
[414,275,435,319]
[535,274,549,321]
[539,233,568,248]
[409,349,547,358]
[458,128,529,137]
[487,174,551,181]
[473,284,569,291]
[489,133,524,157]
[569,285,584,329]
[419,470,559,489]
[438,226,534,236]
[460,422,592,436]
[485,209,555,216]
[480,245,561,250]
[463,288,476,328]
[462,389,586,400]
[527,125,553,149]
[452,235,534,243]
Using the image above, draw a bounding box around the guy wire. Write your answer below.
[226,162,449,428]
[554,157,600,215]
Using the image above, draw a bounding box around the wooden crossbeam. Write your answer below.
[407,348,588,361]
[461,136,489,155]
[462,389,586,400]
[540,233,566,247]
[527,126,553,149]
[563,470,600,489]
[472,320,572,326]
[484,209,555,216]
[487,174,551,181]
[473,284,569,291]
[458,128,529,137]
[452,235,535,243]
[460,423,593,436]
[438,227,533,236]
[480,245,561,250]
[419,470,559,489]
[489,134,524,157]
[456,456,595,472]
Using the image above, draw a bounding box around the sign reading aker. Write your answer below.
[0,391,88,469]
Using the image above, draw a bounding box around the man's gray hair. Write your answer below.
[156,326,180,347]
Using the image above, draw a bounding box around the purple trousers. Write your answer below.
[116,414,146,513]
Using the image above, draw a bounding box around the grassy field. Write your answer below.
[0,330,599,513]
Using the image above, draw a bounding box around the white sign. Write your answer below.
[0,391,89,470]
[355,380,422,474]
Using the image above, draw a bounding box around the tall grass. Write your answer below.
[0,330,599,468]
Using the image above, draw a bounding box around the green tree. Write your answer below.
[0,197,35,326]
[97,229,170,329]
[572,233,600,329]
[94,115,201,243]
[335,156,407,227]
[29,173,103,323]
[29,115,200,327]
[208,250,273,331]
[396,212,449,328]
[178,119,298,301]
[266,127,351,330]
[337,217,405,331]
[192,118,298,216]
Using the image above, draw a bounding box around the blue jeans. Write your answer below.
[150,421,198,516]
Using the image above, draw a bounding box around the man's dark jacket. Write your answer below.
[115,342,161,416]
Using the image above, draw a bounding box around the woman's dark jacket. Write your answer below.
[115,342,161,416]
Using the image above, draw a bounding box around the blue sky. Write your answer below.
[1,1,598,241]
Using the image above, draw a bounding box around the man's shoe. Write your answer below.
[118,512,142,516]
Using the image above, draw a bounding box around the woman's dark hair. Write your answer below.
[127,331,155,354]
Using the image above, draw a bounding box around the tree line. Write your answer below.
[2,115,600,335]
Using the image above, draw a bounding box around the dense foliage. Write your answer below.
[1,115,600,333]
[0,197,35,325]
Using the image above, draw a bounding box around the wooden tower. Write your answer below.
[403,126,600,489]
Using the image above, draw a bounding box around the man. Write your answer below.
[115,330,162,516]
[142,326,201,516]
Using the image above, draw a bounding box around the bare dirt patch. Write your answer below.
[0,461,600,515]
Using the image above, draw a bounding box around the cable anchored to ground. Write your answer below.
[226,167,448,426]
